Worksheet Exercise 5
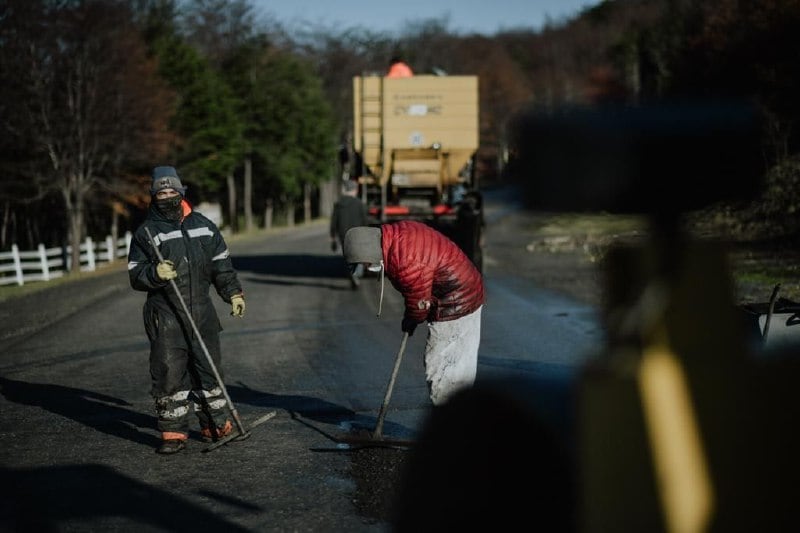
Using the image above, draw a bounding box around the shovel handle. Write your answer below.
[763,283,781,344]
[373,332,409,439]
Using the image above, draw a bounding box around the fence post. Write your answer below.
[105,235,115,263]
[38,243,50,281]
[12,244,23,286]
[125,231,132,257]
[85,237,95,271]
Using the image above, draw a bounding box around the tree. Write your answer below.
[663,0,800,162]
[0,0,174,268]
[222,38,336,228]
[253,50,336,227]
[149,29,245,226]
[290,26,394,149]
[220,34,273,232]
[181,0,257,68]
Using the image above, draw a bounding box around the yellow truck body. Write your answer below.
[350,73,484,271]
[353,75,479,195]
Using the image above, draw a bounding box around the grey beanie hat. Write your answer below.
[342,180,358,194]
[150,166,186,195]
[343,226,382,264]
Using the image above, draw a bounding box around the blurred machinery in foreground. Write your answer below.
[392,101,797,533]
[506,101,796,532]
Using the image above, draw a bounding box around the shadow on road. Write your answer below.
[232,253,358,291]
[0,377,156,447]
[233,253,347,278]
[0,464,251,532]
[0,377,410,450]
[229,382,412,443]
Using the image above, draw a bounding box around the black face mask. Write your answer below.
[154,196,183,221]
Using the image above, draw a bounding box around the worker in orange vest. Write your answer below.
[387,55,413,78]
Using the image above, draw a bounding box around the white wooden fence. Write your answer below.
[0,232,133,287]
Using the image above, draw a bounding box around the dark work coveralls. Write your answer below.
[127,199,243,435]
[330,194,368,248]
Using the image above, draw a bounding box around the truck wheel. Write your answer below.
[471,226,483,273]
[457,212,483,273]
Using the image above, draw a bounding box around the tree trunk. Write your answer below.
[264,198,273,230]
[285,198,295,227]
[68,201,84,273]
[61,180,85,273]
[319,178,335,219]
[1,200,10,249]
[227,173,237,233]
[244,157,254,232]
[111,207,119,262]
[625,40,640,104]
[303,183,312,224]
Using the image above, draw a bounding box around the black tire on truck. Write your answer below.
[437,191,483,273]
[456,192,484,273]
[456,212,483,273]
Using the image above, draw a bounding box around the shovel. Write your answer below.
[144,227,272,451]
[334,332,414,448]
[373,331,408,439]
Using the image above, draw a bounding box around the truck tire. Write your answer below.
[456,193,484,273]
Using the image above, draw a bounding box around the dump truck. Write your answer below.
[352,73,483,271]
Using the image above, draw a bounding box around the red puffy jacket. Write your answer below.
[381,220,485,323]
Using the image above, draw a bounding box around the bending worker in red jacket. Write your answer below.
[343,220,485,405]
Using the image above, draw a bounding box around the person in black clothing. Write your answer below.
[330,180,369,288]
[127,166,245,455]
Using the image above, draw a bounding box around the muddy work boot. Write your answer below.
[156,432,188,455]
[200,420,233,442]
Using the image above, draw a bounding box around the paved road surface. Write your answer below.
[0,187,602,531]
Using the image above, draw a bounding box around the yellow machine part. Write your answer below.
[353,75,479,189]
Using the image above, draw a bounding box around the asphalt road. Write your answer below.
[0,188,603,532]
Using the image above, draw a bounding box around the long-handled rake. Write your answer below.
[144,227,274,452]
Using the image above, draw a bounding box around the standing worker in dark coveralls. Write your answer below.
[330,180,369,288]
[127,166,246,455]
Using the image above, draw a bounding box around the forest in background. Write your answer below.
[1,0,799,272]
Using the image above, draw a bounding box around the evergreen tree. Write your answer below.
[225,42,336,227]
[150,30,245,212]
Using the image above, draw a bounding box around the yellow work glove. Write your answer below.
[156,260,177,281]
[230,294,245,318]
